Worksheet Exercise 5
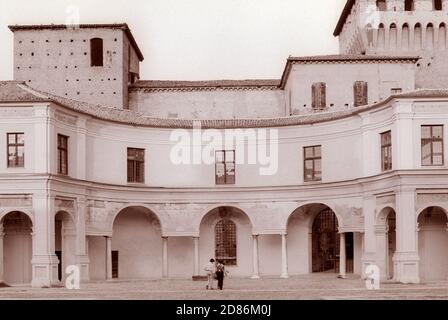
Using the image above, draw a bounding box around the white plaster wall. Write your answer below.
[111,208,162,279]
[418,211,448,281]
[167,237,195,278]
[286,212,311,275]
[130,89,286,120]
[88,236,106,280]
[258,235,282,276]
[287,63,415,115]
[3,225,32,284]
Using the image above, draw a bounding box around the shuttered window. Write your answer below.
[312,82,326,110]
[354,81,368,107]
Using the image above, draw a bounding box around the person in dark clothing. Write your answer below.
[215,261,227,290]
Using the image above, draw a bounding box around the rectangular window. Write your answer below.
[7,133,25,168]
[312,82,326,110]
[57,134,68,175]
[304,145,322,182]
[381,131,392,171]
[391,88,402,94]
[215,150,235,185]
[127,148,145,183]
[421,125,444,166]
[354,81,368,107]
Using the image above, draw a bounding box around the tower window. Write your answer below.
[405,0,414,11]
[376,0,387,11]
[90,38,103,67]
[434,0,442,10]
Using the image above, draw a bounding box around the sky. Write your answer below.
[0,0,346,81]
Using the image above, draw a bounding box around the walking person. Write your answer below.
[215,260,228,290]
[204,258,216,290]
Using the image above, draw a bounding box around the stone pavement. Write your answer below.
[0,274,447,300]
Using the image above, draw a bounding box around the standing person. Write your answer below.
[204,258,216,290]
[215,260,228,290]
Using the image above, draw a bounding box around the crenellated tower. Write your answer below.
[334,0,448,88]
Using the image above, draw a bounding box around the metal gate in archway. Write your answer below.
[312,208,339,273]
[312,208,354,273]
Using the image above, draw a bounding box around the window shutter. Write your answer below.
[353,81,368,107]
[312,82,326,110]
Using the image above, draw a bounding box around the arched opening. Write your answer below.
[439,23,446,50]
[199,207,252,277]
[426,23,435,50]
[389,23,398,50]
[415,23,422,50]
[286,203,357,276]
[90,38,103,67]
[418,206,448,282]
[90,206,162,280]
[434,0,443,11]
[405,0,415,11]
[54,211,76,282]
[402,23,410,50]
[1,211,32,285]
[378,24,386,50]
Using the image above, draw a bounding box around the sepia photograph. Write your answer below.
[0,0,447,311]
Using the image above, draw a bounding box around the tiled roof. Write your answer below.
[279,55,420,89]
[334,0,356,36]
[1,81,448,129]
[8,23,144,61]
[131,80,281,91]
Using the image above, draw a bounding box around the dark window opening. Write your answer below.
[57,134,69,175]
[304,145,322,182]
[90,38,103,67]
[434,0,443,10]
[127,148,145,183]
[377,0,387,11]
[405,0,414,11]
[215,150,235,185]
[421,125,444,166]
[381,131,392,171]
[7,133,25,168]
[353,81,368,107]
[312,82,326,110]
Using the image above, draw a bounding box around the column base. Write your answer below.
[76,255,90,282]
[250,275,260,279]
[31,255,60,288]
[393,252,420,284]
[280,274,289,279]
[337,274,347,279]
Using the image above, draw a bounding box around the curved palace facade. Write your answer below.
[1,0,448,287]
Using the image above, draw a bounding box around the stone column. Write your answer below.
[75,198,90,282]
[105,236,112,280]
[394,190,420,284]
[280,233,289,279]
[193,237,200,277]
[0,225,4,283]
[374,225,389,281]
[338,233,346,279]
[162,237,168,279]
[361,196,377,278]
[31,194,60,287]
[251,235,260,279]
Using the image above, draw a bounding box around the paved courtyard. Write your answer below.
[0,274,447,300]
